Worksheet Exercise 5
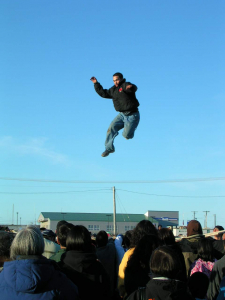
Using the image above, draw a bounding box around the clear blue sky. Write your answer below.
[1,0,225,228]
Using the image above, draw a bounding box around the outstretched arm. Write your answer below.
[90,76,112,99]
[125,83,137,93]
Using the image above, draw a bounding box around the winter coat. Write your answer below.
[58,250,110,300]
[118,247,135,297]
[50,248,66,262]
[217,276,225,300]
[126,278,195,300]
[96,238,116,295]
[207,255,225,300]
[0,255,79,300]
[94,79,139,113]
[179,237,224,277]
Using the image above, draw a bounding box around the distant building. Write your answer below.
[38,211,179,234]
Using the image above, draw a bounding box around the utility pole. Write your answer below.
[213,214,216,228]
[17,212,18,226]
[192,211,198,220]
[113,186,116,236]
[203,211,210,228]
[20,217,21,226]
[12,204,14,225]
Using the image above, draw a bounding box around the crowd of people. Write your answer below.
[0,220,225,299]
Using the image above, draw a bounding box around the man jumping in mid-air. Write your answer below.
[90,72,140,157]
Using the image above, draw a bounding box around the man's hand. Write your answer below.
[90,77,97,84]
[126,85,133,89]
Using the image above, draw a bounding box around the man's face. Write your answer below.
[113,76,122,87]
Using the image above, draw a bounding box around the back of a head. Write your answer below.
[123,230,132,249]
[58,223,74,247]
[150,246,181,280]
[56,220,68,236]
[10,226,44,260]
[66,225,92,253]
[127,234,159,270]
[96,230,108,248]
[131,220,157,247]
[197,238,214,262]
[0,232,15,265]
[187,220,203,237]
[158,228,176,246]
[188,272,209,299]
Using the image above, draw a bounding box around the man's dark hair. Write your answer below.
[158,228,176,246]
[56,220,68,236]
[96,230,108,248]
[130,220,158,248]
[113,72,123,79]
[66,225,92,253]
[197,238,214,262]
[0,232,15,266]
[150,246,181,279]
[58,223,74,247]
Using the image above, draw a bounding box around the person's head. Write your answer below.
[197,238,214,262]
[187,220,203,237]
[58,223,74,247]
[66,225,92,253]
[188,272,209,299]
[96,230,108,248]
[113,72,123,87]
[42,229,56,242]
[10,226,44,260]
[150,246,181,280]
[158,225,162,230]
[122,230,133,250]
[130,220,158,247]
[127,234,159,271]
[56,220,68,236]
[158,228,176,246]
[213,225,224,240]
[0,232,15,266]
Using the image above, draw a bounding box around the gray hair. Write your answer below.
[10,226,44,259]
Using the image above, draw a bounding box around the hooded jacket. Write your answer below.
[58,250,110,300]
[0,255,79,300]
[127,278,195,300]
[94,79,139,113]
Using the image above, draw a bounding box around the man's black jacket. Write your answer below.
[94,79,139,113]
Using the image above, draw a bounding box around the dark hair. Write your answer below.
[0,232,15,265]
[197,238,214,262]
[122,230,133,249]
[113,72,123,79]
[58,223,74,247]
[158,228,176,246]
[188,272,209,298]
[127,234,159,271]
[66,225,92,253]
[56,220,68,236]
[130,220,158,248]
[214,225,224,231]
[150,246,181,279]
[96,230,108,248]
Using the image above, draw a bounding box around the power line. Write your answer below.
[117,189,225,198]
[0,189,111,195]
[0,176,225,184]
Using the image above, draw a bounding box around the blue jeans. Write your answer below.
[105,111,140,151]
